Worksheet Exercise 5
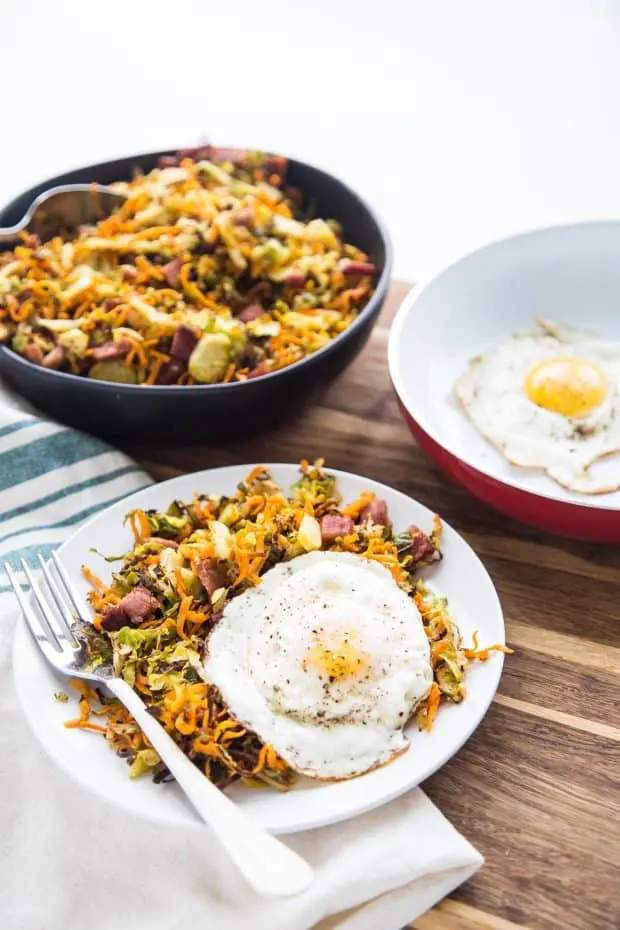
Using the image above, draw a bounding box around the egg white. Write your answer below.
[202,551,433,780]
[455,319,620,493]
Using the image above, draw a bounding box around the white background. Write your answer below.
[3,0,620,280]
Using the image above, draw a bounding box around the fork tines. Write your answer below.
[5,554,80,656]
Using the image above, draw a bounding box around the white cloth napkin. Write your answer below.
[0,383,482,930]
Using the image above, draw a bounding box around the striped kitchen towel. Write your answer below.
[0,383,151,601]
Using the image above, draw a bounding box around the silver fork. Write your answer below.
[6,554,313,898]
[0,184,126,246]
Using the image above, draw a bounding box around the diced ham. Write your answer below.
[118,585,159,624]
[237,304,265,323]
[196,559,227,596]
[147,537,179,550]
[163,257,183,289]
[285,272,305,289]
[185,145,215,161]
[265,154,288,176]
[23,343,44,365]
[121,264,138,282]
[320,514,354,544]
[199,238,217,256]
[156,359,184,385]
[341,261,376,276]
[103,298,123,312]
[408,526,441,564]
[359,498,390,528]
[100,605,130,632]
[246,361,270,380]
[41,346,65,370]
[170,325,198,363]
[91,338,132,362]
[158,146,215,168]
[233,207,254,227]
[210,147,246,164]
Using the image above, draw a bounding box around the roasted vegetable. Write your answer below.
[188,333,233,384]
[89,359,138,384]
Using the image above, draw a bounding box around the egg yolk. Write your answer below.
[304,630,370,682]
[524,357,607,417]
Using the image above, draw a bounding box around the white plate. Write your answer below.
[389,221,620,510]
[12,464,505,834]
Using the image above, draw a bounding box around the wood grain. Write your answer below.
[127,283,620,930]
[504,620,620,676]
[413,900,531,930]
[493,694,620,742]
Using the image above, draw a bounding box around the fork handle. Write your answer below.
[0,226,23,246]
[107,677,313,898]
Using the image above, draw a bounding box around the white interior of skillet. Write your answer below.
[390,221,620,510]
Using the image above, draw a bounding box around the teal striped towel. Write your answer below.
[0,384,151,599]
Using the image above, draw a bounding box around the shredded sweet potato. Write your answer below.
[70,460,508,791]
[0,150,376,387]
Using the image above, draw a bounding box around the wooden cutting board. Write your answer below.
[126,283,620,930]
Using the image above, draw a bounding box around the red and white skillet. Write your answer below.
[388,222,620,543]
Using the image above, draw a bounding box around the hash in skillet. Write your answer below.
[1,147,376,386]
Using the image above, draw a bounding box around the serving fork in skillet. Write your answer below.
[5,554,314,898]
[0,184,126,246]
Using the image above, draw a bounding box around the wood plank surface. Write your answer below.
[125,283,620,930]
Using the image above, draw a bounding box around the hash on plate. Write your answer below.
[70,460,506,788]
[0,147,376,386]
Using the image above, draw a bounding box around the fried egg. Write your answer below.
[202,551,433,780]
[454,319,620,494]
